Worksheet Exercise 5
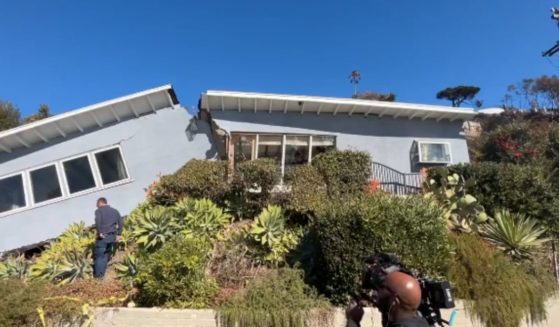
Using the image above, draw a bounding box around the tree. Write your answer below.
[436,85,481,107]
[348,70,361,96]
[352,91,396,102]
[504,75,559,111]
[24,104,51,124]
[0,101,21,131]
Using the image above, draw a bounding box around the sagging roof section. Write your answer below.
[201,90,477,122]
[0,85,178,154]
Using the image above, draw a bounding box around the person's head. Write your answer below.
[96,197,108,208]
[376,271,422,321]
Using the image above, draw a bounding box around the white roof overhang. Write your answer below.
[201,90,477,122]
[0,85,179,154]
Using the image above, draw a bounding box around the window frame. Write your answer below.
[28,162,65,206]
[416,141,452,164]
[92,146,131,187]
[61,153,99,196]
[230,133,337,177]
[0,171,29,215]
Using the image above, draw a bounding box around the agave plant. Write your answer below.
[0,254,31,280]
[480,209,550,259]
[184,198,231,237]
[248,205,301,265]
[130,206,178,251]
[30,221,95,284]
[250,205,286,247]
[173,197,196,219]
[424,173,488,232]
[115,253,139,279]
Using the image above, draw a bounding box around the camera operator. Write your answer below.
[377,271,429,327]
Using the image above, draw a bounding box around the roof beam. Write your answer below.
[317,104,323,115]
[54,123,66,138]
[146,95,157,113]
[90,112,103,127]
[72,117,84,132]
[128,101,140,118]
[165,91,175,108]
[109,105,121,122]
[283,101,288,114]
[221,97,225,111]
[393,110,403,119]
[268,100,273,113]
[409,112,419,120]
[254,99,258,113]
[238,98,241,112]
[33,129,48,143]
[437,113,448,122]
[378,108,389,118]
[422,113,432,121]
[0,142,12,153]
[348,105,356,116]
[450,114,462,122]
[300,103,305,114]
[364,107,374,117]
[333,104,340,115]
[14,135,30,148]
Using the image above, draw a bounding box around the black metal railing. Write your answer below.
[371,162,424,195]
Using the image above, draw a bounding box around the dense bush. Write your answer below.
[428,163,559,235]
[284,165,327,217]
[449,233,555,327]
[152,160,229,205]
[480,121,546,164]
[312,193,450,304]
[0,279,89,327]
[218,269,333,327]
[311,150,372,197]
[232,159,281,215]
[134,235,218,308]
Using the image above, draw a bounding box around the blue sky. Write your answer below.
[1,0,558,116]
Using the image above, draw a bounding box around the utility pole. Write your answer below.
[543,8,559,57]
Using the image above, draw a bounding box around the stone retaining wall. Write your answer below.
[92,299,559,327]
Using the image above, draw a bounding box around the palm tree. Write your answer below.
[348,70,361,96]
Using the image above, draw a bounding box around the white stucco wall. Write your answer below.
[0,107,215,252]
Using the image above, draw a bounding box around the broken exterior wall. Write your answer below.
[0,107,215,252]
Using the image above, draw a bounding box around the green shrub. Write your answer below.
[218,269,333,327]
[284,165,327,217]
[134,235,218,308]
[152,159,229,205]
[180,198,231,239]
[232,159,281,215]
[129,205,179,252]
[480,121,546,164]
[312,193,450,304]
[311,150,371,197]
[0,280,88,327]
[428,163,559,236]
[449,233,555,327]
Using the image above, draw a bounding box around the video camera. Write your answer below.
[360,253,455,326]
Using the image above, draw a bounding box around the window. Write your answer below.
[0,174,26,213]
[63,156,96,194]
[231,133,336,176]
[311,135,336,159]
[414,141,452,164]
[95,148,128,185]
[30,165,62,204]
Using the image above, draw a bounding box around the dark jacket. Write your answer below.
[94,205,123,237]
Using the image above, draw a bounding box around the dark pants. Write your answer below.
[94,233,116,278]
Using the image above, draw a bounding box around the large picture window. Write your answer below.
[30,165,62,204]
[95,148,128,185]
[231,133,336,175]
[63,155,96,194]
[0,174,26,213]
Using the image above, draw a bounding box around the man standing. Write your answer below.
[94,197,123,279]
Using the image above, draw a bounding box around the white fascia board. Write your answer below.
[202,90,477,120]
